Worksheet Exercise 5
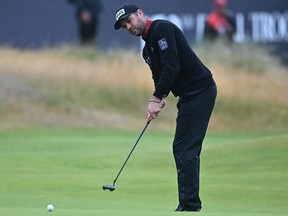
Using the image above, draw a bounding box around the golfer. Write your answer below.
[114,4,217,212]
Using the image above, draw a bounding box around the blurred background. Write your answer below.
[1,0,287,61]
[0,0,287,131]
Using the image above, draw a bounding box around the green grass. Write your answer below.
[0,128,287,215]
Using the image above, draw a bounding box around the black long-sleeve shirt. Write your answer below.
[142,20,215,99]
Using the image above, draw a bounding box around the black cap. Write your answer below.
[114,4,139,30]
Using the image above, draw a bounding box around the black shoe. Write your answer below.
[190,207,201,212]
[175,204,202,212]
[175,204,185,211]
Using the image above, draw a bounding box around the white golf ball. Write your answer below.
[47,204,54,212]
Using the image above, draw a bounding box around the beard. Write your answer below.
[130,28,144,36]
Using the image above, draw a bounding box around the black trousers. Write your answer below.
[78,18,98,45]
[173,86,217,211]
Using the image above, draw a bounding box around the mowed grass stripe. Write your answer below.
[0,129,287,215]
[201,132,288,214]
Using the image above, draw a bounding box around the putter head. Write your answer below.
[103,184,116,192]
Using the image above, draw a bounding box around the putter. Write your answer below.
[103,120,151,192]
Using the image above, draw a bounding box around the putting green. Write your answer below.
[0,129,287,215]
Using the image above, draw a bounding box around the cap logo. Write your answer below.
[116,9,125,21]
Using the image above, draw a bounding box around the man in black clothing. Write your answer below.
[114,5,217,212]
[68,0,102,45]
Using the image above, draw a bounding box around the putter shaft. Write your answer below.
[113,121,150,186]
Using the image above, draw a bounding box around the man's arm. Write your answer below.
[152,22,181,99]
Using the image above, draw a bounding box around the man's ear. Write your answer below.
[137,9,144,16]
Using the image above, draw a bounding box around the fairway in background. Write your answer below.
[0,43,287,131]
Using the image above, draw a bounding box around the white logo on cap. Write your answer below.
[116,9,125,21]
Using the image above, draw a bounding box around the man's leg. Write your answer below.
[173,86,217,211]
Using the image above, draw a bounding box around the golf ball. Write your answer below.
[47,204,54,212]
